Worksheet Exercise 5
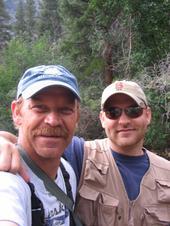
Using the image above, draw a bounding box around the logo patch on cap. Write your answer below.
[115,81,124,90]
[44,67,61,75]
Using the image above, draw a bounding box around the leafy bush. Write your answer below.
[136,54,170,155]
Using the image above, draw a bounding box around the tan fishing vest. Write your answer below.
[75,138,170,226]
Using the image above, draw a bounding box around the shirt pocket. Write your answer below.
[75,185,119,226]
[143,205,170,226]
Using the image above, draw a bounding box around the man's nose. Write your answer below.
[44,112,62,126]
[118,110,131,123]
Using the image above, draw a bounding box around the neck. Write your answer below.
[18,143,60,180]
[108,139,144,156]
[34,158,60,179]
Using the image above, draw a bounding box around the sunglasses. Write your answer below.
[104,106,144,120]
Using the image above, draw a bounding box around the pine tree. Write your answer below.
[38,0,61,41]
[0,0,11,49]
[15,0,26,37]
[58,1,92,71]
[25,0,37,41]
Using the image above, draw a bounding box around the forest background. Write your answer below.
[0,0,169,158]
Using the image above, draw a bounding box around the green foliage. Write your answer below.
[0,0,11,49]
[15,0,27,37]
[25,0,37,40]
[135,55,170,153]
[0,35,65,131]
[14,0,38,41]
[38,0,61,41]
[0,63,15,132]
[0,0,169,154]
[123,0,170,70]
[145,90,169,151]
[58,1,96,73]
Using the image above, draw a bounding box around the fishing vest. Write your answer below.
[75,138,170,226]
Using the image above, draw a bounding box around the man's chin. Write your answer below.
[36,147,65,159]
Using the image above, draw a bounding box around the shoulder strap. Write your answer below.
[17,144,83,226]
[60,161,74,202]
[28,182,45,226]
[60,161,77,226]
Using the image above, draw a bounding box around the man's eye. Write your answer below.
[32,105,47,112]
[60,108,74,115]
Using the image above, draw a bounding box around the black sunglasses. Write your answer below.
[104,106,144,120]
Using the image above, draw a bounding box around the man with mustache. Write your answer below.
[0,65,81,226]
[1,80,170,225]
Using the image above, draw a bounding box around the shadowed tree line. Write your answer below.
[0,0,169,158]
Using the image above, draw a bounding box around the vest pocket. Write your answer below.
[76,185,119,226]
[143,205,170,226]
[96,192,119,226]
[156,180,170,203]
[142,179,170,225]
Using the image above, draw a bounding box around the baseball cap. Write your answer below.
[101,80,148,108]
[17,65,80,100]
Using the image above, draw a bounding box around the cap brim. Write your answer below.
[22,80,80,100]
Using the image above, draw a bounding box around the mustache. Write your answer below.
[32,126,68,137]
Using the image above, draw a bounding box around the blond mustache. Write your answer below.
[32,127,68,137]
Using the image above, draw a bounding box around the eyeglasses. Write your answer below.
[104,106,144,120]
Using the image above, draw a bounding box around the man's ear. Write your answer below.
[99,111,106,129]
[146,107,152,126]
[11,100,22,127]
[76,102,80,122]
